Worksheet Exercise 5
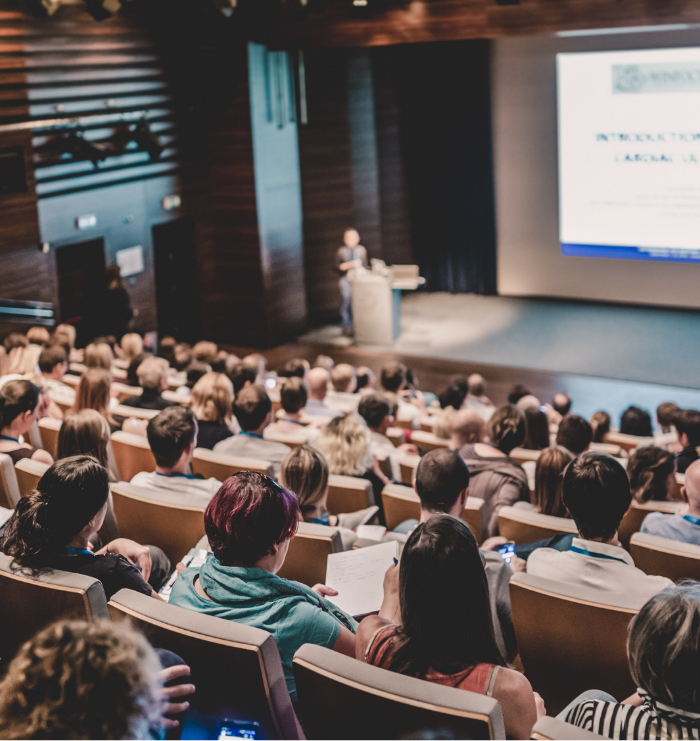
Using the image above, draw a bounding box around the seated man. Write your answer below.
[214,385,291,479]
[265,377,320,445]
[131,406,221,507]
[325,363,359,412]
[556,414,592,457]
[674,408,700,474]
[641,459,700,546]
[528,452,673,600]
[380,361,424,430]
[122,357,178,411]
[450,408,484,450]
[462,374,495,422]
[304,367,342,419]
[38,345,75,407]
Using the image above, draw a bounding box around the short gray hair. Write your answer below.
[136,356,168,390]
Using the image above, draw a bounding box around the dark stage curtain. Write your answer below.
[390,40,497,295]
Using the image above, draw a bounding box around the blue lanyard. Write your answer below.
[156,472,199,480]
[240,431,263,439]
[0,435,19,443]
[684,514,700,526]
[569,545,628,564]
[64,547,94,557]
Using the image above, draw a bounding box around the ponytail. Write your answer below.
[0,380,40,431]
[2,493,55,568]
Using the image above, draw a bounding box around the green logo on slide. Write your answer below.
[613,63,700,94]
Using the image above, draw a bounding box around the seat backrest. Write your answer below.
[462,497,484,545]
[376,454,392,479]
[277,521,343,587]
[603,430,654,453]
[327,474,373,515]
[263,430,306,449]
[15,458,49,498]
[509,447,541,465]
[630,532,700,582]
[669,473,684,502]
[531,716,606,740]
[589,441,623,457]
[163,389,189,406]
[108,589,302,740]
[0,453,21,509]
[110,431,156,481]
[399,454,419,486]
[385,427,405,446]
[410,430,450,453]
[191,447,273,480]
[618,500,682,550]
[112,404,160,420]
[382,483,420,531]
[510,573,644,716]
[498,506,578,544]
[112,383,143,403]
[293,643,505,740]
[110,482,205,566]
[0,552,108,663]
[38,416,62,457]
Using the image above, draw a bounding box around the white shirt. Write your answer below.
[462,396,496,423]
[396,399,422,430]
[130,471,221,509]
[304,398,342,419]
[44,378,76,405]
[527,537,673,601]
[369,430,402,481]
[324,389,359,413]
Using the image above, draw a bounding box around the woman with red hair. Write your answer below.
[169,471,357,705]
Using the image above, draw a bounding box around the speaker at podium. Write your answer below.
[350,263,425,345]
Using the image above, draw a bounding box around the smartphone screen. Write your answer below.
[264,377,277,390]
[497,542,515,564]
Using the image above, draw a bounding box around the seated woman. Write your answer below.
[190,372,236,449]
[280,445,378,549]
[620,405,654,438]
[120,332,143,364]
[457,404,530,538]
[564,583,700,739]
[70,367,119,433]
[169,471,357,705]
[2,455,170,597]
[357,515,544,740]
[84,342,113,371]
[0,380,53,465]
[627,445,676,503]
[590,410,611,443]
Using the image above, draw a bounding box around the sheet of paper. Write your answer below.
[325,540,398,617]
[356,524,386,541]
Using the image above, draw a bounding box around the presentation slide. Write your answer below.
[558,47,700,263]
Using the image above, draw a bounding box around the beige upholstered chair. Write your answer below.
[603,431,654,454]
[108,589,303,740]
[399,454,419,486]
[630,532,700,582]
[386,427,405,446]
[531,716,606,740]
[111,404,160,420]
[277,521,343,587]
[293,643,505,740]
[192,447,273,480]
[38,416,62,457]
[509,447,541,465]
[14,457,49,498]
[326,474,373,515]
[110,430,156,481]
[589,441,624,457]
[498,506,577,544]
[112,382,143,403]
[410,430,450,453]
[669,473,684,502]
[618,500,682,550]
[0,452,21,509]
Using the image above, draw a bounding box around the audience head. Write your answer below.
[26,326,50,348]
[433,407,456,440]
[205,471,299,568]
[556,414,593,455]
[380,361,407,393]
[5,344,40,376]
[563,452,631,541]
[72,368,112,418]
[313,355,335,372]
[57,410,110,470]
[53,324,76,350]
[316,413,370,476]
[185,362,209,390]
[620,406,653,438]
[330,363,356,393]
[343,228,360,247]
[306,366,330,402]
[355,365,375,393]
[233,385,271,433]
[673,408,700,449]
[627,583,700,715]
[38,345,67,379]
[487,404,526,455]
[209,350,229,374]
[278,358,309,380]
[126,352,151,387]
[3,456,109,567]
[552,392,572,417]
[590,410,611,443]
[415,449,470,515]
[172,342,193,372]
[191,372,233,425]
[438,382,467,411]
[280,445,330,518]
[0,379,41,433]
[533,448,572,518]
[627,446,676,503]
[0,619,161,740]
[157,335,176,366]
[136,356,168,392]
[656,402,680,432]
[467,373,487,398]
[389,515,503,678]
[358,393,393,433]
[147,406,198,469]
[683,460,700,513]
[229,362,257,397]
[516,395,541,412]
[84,342,113,371]
[242,353,267,383]
[192,341,218,366]
[522,406,550,450]
[279,377,308,416]
[450,409,484,448]
[507,384,531,405]
[3,332,27,352]
[120,333,143,362]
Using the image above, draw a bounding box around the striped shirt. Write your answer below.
[566,698,700,740]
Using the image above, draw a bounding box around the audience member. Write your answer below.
[172,342,193,372]
[552,392,572,417]
[641,458,700,545]
[325,363,359,411]
[190,372,236,449]
[2,456,169,596]
[627,446,676,503]
[126,351,151,387]
[565,584,700,739]
[620,405,654,438]
[277,358,309,379]
[26,326,50,348]
[313,354,335,372]
[449,409,484,450]
[37,345,74,407]
[265,377,320,444]
[70,367,118,433]
[304,367,342,419]
[157,335,176,367]
[0,380,52,465]
[192,341,218,366]
[3,332,27,353]
[590,410,611,443]
[433,406,456,440]
[214,385,291,479]
[507,384,531,405]
[556,414,593,456]
[57,409,113,477]
[527,453,673,599]
[359,393,417,480]
[120,333,143,363]
[357,515,543,739]
[462,373,495,421]
[438,382,468,412]
[169,471,357,705]
[84,342,114,371]
[380,361,424,429]
[131,407,221,506]
[242,353,267,383]
[5,342,40,377]
[530,448,573,518]
[355,365,375,394]
[122,357,177,411]
[657,402,680,434]
[673,408,700,473]
[228,362,257,398]
[457,404,529,538]
[522,406,550,451]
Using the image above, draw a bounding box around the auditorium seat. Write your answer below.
[510,448,541,465]
[60,373,81,388]
[112,382,143,403]
[589,441,624,457]
[28,419,43,451]
[669,473,684,502]
[108,589,302,740]
[386,427,405,447]
[326,474,374,515]
[498,506,578,544]
[110,431,156,481]
[191,447,273,480]
[617,500,682,550]
[603,430,654,453]
[531,716,606,740]
[38,417,61,457]
[376,453,392,479]
[410,430,450,453]
[50,397,73,415]
[630,532,700,582]
[112,404,160,420]
[111,366,128,380]
[292,643,505,740]
[110,482,205,566]
[277,521,343,587]
[420,417,436,432]
[510,572,645,716]
[14,457,49,498]
[163,389,189,405]
[0,552,108,664]
[0,453,21,509]
[399,455,419,485]
[263,429,307,448]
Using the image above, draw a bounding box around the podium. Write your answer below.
[351,264,424,345]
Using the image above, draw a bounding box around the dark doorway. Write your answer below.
[153,217,198,342]
[55,238,106,346]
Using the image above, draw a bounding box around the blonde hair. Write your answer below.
[5,344,40,376]
[330,363,356,392]
[191,372,233,424]
[71,368,114,425]
[120,333,143,362]
[316,413,370,476]
[53,324,76,349]
[57,409,110,468]
[434,407,456,440]
[0,619,161,740]
[136,357,168,390]
[85,342,113,370]
[281,445,329,517]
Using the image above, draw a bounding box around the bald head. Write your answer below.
[468,373,486,397]
[684,460,700,512]
[450,409,484,448]
[307,367,330,401]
